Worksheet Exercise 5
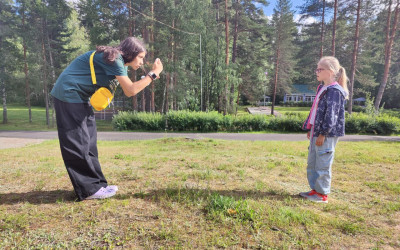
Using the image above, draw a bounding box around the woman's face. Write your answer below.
[127,51,146,70]
[315,63,333,83]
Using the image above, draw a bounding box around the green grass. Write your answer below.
[1,105,307,132]
[0,138,399,248]
[0,105,56,131]
[0,105,113,131]
[274,106,311,112]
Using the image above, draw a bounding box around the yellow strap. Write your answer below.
[89,51,97,84]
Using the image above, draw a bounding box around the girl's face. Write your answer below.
[315,63,333,83]
[126,51,146,70]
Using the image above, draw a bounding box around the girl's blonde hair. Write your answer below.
[318,56,349,99]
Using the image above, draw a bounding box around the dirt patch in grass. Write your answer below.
[0,137,45,149]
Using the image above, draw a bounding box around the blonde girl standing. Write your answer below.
[300,56,349,203]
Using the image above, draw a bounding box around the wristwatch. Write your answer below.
[148,71,158,80]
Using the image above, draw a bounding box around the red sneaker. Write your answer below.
[299,189,317,197]
[306,192,328,203]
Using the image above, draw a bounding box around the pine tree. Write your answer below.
[271,0,297,115]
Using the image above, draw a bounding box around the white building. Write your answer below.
[284,84,316,103]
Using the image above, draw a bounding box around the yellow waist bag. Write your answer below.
[89,51,115,111]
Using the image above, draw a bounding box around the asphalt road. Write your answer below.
[0,130,399,145]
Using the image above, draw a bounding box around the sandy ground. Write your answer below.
[0,137,45,149]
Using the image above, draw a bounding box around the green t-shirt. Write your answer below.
[50,51,128,103]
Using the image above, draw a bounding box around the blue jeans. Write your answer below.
[307,136,339,195]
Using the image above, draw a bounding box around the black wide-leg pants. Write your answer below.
[54,98,107,201]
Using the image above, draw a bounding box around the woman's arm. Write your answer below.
[116,75,152,97]
[116,58,163,97]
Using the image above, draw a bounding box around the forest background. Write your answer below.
[0,0,399,126]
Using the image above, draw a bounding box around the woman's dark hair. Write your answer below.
[96,37,146,64]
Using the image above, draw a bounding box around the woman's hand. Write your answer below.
[307,131,311,139]
[315,134,325,146]
[152,58,163,77]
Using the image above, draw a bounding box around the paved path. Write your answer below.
[0,130,399,149]
[247,107,282,116]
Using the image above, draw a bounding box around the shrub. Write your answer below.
[345,113,400,135]
[112,111,164,131]
[351,105,365,113]
[230,114,269,132]
[268,116,304,132]
[112,110,399,135]
[376,115,400,135]
[166,111,223,131]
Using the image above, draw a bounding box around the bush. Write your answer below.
[376,115,400,135]
[112,111,164,131]
[230,114,270,132]
[383,109,400,119]
[166,111,223,131]
[350,105,365,113]
[279,101,313,107]
[345,113,400,135]
[268,116,304,132]
[112,110,400,135]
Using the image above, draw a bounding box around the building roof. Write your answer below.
[354,97,366,101]
[289,84,316,94]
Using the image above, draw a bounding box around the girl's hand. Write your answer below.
[152,58,163,77]
[315,134,325,146]
[307,131,311,139]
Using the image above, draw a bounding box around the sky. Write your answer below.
[261,0,307,16]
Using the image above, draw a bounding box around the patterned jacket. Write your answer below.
[302,84,348,137]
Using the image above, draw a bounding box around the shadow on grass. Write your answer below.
[0,190,77,204]
[0,188,302,205]
[115,188,301,203]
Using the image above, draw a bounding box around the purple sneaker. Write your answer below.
[106,185,118,193]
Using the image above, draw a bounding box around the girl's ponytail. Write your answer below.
[337,67,349,99]
[96,46,123,64]
[319,56,349,99]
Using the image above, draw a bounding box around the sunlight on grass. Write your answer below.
[0,138,399,248]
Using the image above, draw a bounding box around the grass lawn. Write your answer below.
[0,138,399,248]
[0,105,113,131]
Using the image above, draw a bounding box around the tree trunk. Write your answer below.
[173,73,177,110]
[141,91,146,111]
[132,75,138,111]
[230,0,239,113]
[375,0,400,110]
[22,4,32,123]
[272,46,280,116]
[129,0,138,111]
[331,0,338,56]
[348,0,361,114]
[129,0,133,36]
[1,66,7,124]
[41,15,50,127]
[165,72,170,113]
[320,0,325,58]
[169,19,175,111]
[235,83,240,115]
[141,25,149,112]
[150,1,155,112]
[215,0,221,113]
[223,0,229,115]
[232,0,239,64]
[45,20,56,128]
[272,19,282,116]
[1,80,6,124]
[0,35,7,124]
